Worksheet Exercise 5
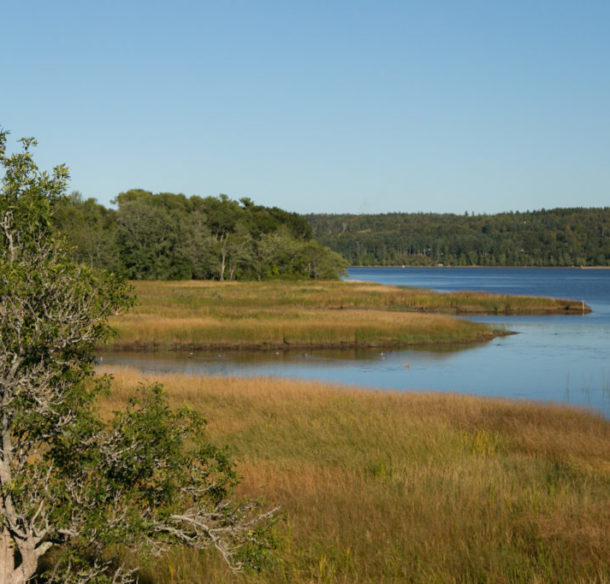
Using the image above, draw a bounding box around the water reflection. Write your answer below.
[100,268,610,419]
[100,320,609,418]
[100,341,477,374]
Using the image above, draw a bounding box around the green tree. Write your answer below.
[0,131,275,583]
[115,195,192,279]
[53,192,121,273]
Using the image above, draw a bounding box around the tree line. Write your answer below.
[305,208,610,267]
[54,190,347,280]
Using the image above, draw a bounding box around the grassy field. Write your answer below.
[106,280,588,351]
[100,367,610,584]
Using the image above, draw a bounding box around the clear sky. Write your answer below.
[2,0,609,214]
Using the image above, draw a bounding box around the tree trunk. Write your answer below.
[0,528,13,584]
[0,530,41,584]
[219,235,228,281]
[12,540,39,584]
[220,246,226,281]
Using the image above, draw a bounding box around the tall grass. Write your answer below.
[110,309,500,350]
[100,367,610,583]
[127,280,589,315]
[106,281,587,351]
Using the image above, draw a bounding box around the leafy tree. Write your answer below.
[0,131,276,583]
[57,190,346,280]
[53,192,121,273]
[177,211,216,280]
[115,194,193,280]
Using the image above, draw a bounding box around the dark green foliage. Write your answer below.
[42,384,270,580]
[55,190,345,280]
[54,193,121,272]
[306,208,610,267]
[1,131,277,583]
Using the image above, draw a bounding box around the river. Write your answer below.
[101,268,610,418]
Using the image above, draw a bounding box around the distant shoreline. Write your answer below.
[348,265,610,270]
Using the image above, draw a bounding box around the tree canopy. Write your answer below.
[0,131,275,583]
[55,191,347,280]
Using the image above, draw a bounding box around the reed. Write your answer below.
[125,280,589,315]
[106,281,586,351]
[110,309,500,350]
[99,367,610,584]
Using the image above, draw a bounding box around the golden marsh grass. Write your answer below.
[99,367,610,583]
[106,280,587,351]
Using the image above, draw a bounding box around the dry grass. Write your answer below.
[110,309,498,350]
[126,280,589,315]
[106,280,587,351]
[99,367,610,583]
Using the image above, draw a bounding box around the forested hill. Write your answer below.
[53,190,347,280]
[306,208,610,267]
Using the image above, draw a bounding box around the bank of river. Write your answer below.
[101,269,610,417]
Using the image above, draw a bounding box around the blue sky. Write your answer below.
[2,1,609,214]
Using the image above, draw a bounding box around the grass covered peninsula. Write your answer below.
[100,368,610,584]
[105,280,589,351]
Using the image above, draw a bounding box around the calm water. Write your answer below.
[102,268,610,418]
